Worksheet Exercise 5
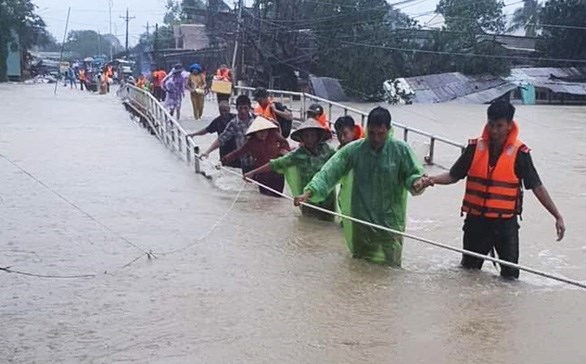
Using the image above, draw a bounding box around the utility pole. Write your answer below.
[120,8,135,59]
[154,23,159,68]
[231,0,243,81]
[98,29,102,55]
[109,0,113,61]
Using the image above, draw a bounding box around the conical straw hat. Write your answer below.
[290,118,332,142]
[246,116,278,136]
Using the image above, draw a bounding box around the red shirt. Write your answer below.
[222,130,290,168]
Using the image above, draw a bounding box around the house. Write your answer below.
[173,24,210,51]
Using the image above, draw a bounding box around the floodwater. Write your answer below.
[1,83,585,363]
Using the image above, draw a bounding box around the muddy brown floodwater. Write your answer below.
[1,83,585,363]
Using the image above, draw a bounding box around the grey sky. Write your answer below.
[33,0,522,46]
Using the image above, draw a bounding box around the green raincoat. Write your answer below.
[270,142,337,221]
[304,135,424,266]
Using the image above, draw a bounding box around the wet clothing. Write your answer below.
[462,215,520,278]
[152,70,167,101]
[205,113,239,168]
[449,144,542,190]
[222,130,290,169]
[270,143,337,220]
[304,136,424,266]
[223,130,290,197]
[254,172,286,197]
[218,114,255,171]
[255,103,277,121]
[449,122,541,278]
[164,73,186,110]
[188,73,206,120]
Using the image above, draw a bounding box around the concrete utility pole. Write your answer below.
[154,23,159,67]
[231,0,243,81]
[120,8,135,59]
[109,0,113,60]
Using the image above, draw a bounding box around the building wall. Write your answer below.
[7,30,22,80]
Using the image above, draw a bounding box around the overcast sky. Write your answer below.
[33,0,522,46]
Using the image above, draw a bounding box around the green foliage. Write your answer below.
[435,0,510,76]
[0,0,49,81]
[507,0,541,37]
[313,2,416,99]
[537,0,586,65]
[437,0,506,39]
[64,30,123,59]
[164,0,205,25]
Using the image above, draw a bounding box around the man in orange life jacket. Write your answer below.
[252,87,293,127]
[307,103,329,129]
[425,101,565,279]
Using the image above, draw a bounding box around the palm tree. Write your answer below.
[507,0,541,37]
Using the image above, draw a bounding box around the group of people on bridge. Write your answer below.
[186,91,565,280]
[132,63,233,122]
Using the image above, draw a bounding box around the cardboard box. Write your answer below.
[211,79,232,95]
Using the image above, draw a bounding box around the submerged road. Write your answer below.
[1,83,585,363]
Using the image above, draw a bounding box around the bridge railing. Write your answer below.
[118,83,203,173]
[118,83,465,167]
[234,86,466,165]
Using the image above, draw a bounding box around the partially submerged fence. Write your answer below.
[119,84,465,166]
[118,84,203,174]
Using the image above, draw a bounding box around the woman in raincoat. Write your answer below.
[294,107,428,266]
[223,116,290,197]
[187,63,206,120]
[244,118,336,220]
[163,64,187,120]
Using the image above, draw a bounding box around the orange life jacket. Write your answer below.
[254,100,277,121]
[462,121,524,219]
[216,68,231,82]
[78,70,86,81]
[315,113,329,129]
[106,65,113,77]
[354,124,365,139]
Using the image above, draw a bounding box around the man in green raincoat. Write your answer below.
[294,107,429,266]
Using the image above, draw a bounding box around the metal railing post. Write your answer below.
[427,137,436,165]
[301,93,306,121]
[403,129,409,142]
[328,103,332,127]
[194,146,201,173]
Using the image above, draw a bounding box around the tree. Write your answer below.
[435,0,510,75]
[537,0,586,65]
[0,0,49,81]
[164,0,206,25]
[64,30,123,58]
[310,1,416,99]
[507,0,541,37]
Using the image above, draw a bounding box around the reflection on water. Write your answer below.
[1,84,585,363]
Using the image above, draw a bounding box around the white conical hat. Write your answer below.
[246,116,278,136]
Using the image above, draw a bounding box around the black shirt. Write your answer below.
[449,143,542,190]
[206,113,240,167]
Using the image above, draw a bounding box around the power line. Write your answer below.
[339,39,586,64]
[120,8,135,58]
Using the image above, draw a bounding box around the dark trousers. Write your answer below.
[153,87,165,102]
[462,215,520,278]
[254,172,284,198]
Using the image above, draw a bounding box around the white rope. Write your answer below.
[192,150,586,290]
[128,87,584,291]
[155,182,246,256]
